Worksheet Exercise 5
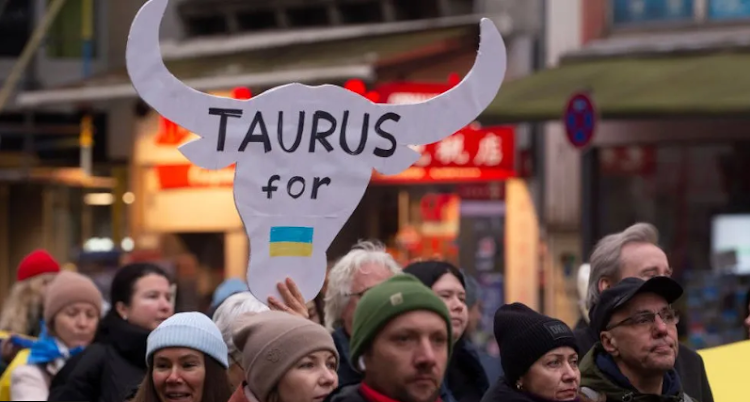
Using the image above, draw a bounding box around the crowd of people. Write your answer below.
[0,222,742,402]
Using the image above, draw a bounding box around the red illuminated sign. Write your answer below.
[155,164,235,190]
[370,79,516,184]
[371,125,515,184]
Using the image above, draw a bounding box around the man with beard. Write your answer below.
[579,277,698,402]
[329,274,452,402]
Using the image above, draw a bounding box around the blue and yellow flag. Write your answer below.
[269,226,314,257]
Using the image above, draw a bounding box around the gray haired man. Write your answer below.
[575,222,713,402]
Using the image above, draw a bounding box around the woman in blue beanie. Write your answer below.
[131,312,233,402]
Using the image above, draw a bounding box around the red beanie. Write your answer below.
[17,250,60,282]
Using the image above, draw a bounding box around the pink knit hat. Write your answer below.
[233,311,338,401]
[44,271,103,327]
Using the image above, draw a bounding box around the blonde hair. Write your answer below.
[0,274,56,335]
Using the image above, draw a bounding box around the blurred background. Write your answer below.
[0,0,749,351]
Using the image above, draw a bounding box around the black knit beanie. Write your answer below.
[494,303,578,386]
[404,261,466,289]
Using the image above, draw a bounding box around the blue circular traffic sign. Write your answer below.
[564,92,596,148]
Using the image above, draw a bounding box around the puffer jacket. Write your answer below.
[47,312,150,402]
[579,344,698,402]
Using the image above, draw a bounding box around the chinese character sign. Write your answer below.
[372,126,515,184]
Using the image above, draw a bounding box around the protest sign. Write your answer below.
[126,0,508,303]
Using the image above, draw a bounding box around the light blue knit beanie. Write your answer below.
[146,312,229,368]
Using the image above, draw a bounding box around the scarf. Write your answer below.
[20,322,84,365]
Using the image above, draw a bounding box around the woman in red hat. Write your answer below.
[0,250,61,371]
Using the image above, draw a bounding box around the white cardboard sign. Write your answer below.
[126,0,507,304]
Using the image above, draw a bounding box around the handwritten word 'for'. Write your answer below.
[263,175,331,200]
[209,108,401,157]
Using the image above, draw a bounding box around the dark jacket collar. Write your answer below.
[580,343,686,402]
[445,338,490,402]
[333,327,363,387]
[481,377,579,402]
[97,311,151,368]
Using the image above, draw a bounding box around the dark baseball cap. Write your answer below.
[590,276,684,334]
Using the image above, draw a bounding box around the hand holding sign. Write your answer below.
[268,278,310,319]
[126,0,508,304]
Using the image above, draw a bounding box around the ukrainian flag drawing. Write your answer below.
[269,226,314,257]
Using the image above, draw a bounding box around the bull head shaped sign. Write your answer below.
[126,0,507,304]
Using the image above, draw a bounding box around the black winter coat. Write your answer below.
[48,312,150,402]
[480,377,574,402]
[573,324,713,402]
[445,339,490,402]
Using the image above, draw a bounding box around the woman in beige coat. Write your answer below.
[10,271,102,401]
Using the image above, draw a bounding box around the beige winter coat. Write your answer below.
[10,364,51,401]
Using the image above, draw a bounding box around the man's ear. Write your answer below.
[598,277,612,293]
[601,331,618,356]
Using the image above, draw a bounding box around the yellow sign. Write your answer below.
[80,115,93,147]
[698,340,750,402]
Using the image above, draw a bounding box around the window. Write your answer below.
[708,0,750,20]
[611,0,694,27]
[46,0,98,59]
[0,0,32,57]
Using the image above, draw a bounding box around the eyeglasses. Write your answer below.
[606,307,680,331]
[345,287,373,299]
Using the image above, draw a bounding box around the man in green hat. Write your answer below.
[330,274,453,402]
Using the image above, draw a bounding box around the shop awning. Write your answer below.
[17,25,476,108]
[484,52,750,122]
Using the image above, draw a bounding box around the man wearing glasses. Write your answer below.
[577,223,712,402]
[579,277,697,402]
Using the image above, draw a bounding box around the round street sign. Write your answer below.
[564,92,596,149]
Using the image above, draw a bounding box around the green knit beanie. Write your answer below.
[349,274,452,371]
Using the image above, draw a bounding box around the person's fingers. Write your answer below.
[286,278,305,304]
[268,296,289,312]
[277,281,298,307]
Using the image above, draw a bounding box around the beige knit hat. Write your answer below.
[44,271,103,327]
[233,311,339,401]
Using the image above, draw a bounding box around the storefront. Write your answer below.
[583,123,750,348]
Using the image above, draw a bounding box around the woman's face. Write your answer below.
[276,351,338,402]
[152,348,205,402]
[117,274,173,331]
[432,273,468,341]
[520,347,580,401]
[52,302,99,349]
